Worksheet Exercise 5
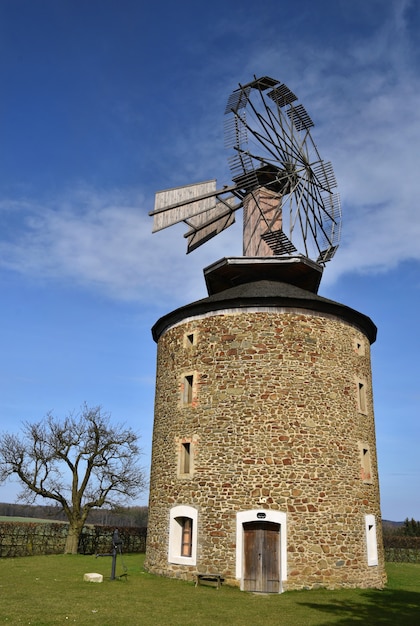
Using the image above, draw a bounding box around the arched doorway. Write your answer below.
[236,510,287,593]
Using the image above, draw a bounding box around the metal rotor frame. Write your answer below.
[224,76,341,263]
[149,75,341,265]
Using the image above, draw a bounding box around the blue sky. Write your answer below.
[0,0,419,521]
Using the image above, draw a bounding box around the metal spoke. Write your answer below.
[244,97,288,164]
[299,180,335,253]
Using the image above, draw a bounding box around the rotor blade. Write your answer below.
[184,196,239,232]
[261,230,297,255]
[267,83,298,108]
[224,110,248,149]
[286,104,314,131]
[312,161,337,192]
[318,193,341,249]
[225,85,252,115]
[225,78,281,154]
[246,76,280,90]
[317,245,339,264]
[185,199,238,253]
[150,181,237,232]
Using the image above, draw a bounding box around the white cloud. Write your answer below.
[0,189,170,302]
[0,186,241,305]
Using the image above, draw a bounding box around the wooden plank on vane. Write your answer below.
[186,200,237,253]
[151,180,217,232]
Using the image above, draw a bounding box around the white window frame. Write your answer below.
[365,514,378,566]
[168,505,198,565]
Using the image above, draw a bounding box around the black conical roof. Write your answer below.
[152,279,377,344]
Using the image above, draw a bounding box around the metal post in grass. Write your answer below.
[96,529,126,581]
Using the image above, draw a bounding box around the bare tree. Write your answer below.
[0,404,146,553]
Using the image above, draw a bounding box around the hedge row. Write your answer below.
[0,521,147,558]
[384,548,420,563]
[383,535,420,563]
[79,524,147,555]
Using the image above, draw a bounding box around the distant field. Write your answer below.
[0,515,66,523]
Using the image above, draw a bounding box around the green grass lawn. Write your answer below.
[0,555,419,625]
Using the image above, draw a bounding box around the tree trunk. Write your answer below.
[64,523,83,554]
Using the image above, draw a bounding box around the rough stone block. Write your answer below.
[83,572,103,583]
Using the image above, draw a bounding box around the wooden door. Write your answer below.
[243,521,281,593]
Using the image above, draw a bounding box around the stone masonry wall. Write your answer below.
[145,306,386,590]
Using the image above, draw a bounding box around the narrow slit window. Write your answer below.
[361,445,372,483]
[186,333,195,346]
[183,375,194,404]
[181,442,191,474]
[358,380,367,414]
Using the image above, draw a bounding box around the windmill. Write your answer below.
[149,76,341,266]
[145,77,386,593]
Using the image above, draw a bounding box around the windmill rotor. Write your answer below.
[149,75,341,265]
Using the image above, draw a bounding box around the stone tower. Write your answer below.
[144,256,386,591]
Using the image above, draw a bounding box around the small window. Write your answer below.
[365,514,378,566]
[168,505,198,565]
[177,438,196,478]
[353,338,365,356]
[180,442,191,474]
[185,332,196,347]
[359,443,373,483]
[356,379,367,414]
[183,375,194,405]
[180,517,193,557]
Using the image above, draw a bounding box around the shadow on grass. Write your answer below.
[298,588,420,625]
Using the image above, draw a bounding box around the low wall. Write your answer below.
[0,520,147,557]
